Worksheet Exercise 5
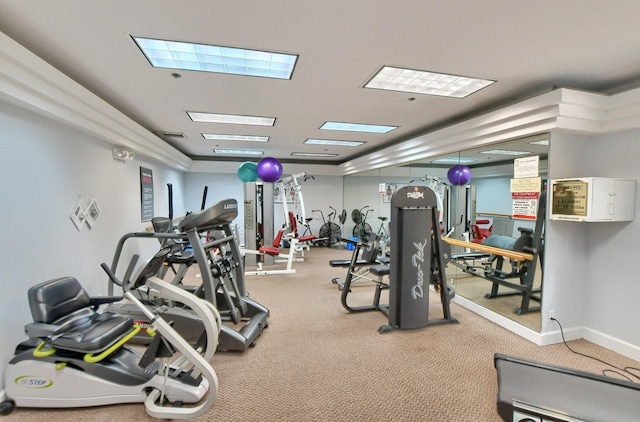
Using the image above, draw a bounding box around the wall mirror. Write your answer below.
[342,133,548,332]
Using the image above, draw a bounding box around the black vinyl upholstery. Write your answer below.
[26,277,133,354]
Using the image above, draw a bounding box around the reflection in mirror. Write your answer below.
[437,134,547,333]
[343,133,548,332]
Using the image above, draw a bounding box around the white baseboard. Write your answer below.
[453,295,640,362]
[583,327,640,363]
[539,325,583,346]
[452,295,543,345]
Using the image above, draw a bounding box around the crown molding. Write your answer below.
[340,87,640,175]
[0,31,192,171]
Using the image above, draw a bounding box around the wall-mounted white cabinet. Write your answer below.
[550,177,636,222]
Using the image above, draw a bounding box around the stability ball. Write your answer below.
[447,165,472,186]
[237,161,258,182]
[257,157,283,182]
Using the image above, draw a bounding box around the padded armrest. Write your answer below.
[24,322,63,338]
[90,296,123,307]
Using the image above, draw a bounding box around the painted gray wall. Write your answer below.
[582,129,640,347]
[544,128,640,356]
[0,99,185,389]
[543,132,594,333]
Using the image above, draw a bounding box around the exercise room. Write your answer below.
[2,2,640,421]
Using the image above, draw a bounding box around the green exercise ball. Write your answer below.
[238,161,258,182]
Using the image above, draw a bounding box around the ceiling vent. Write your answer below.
[156,131,186,140]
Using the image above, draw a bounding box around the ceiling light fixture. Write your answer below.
[112,146,135,161]
[213,148,264,156]
[432,158,475,164]
[529,139,549,146]
[365,66,495,98]
[203,134,269,142]
[320,121,397,134]
[304,139,364,147]
[188,112,276,126]
[291,152,338,157]
[133,36,298,79]
[480,149,531,156]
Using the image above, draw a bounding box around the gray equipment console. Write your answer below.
[179,198,238,231]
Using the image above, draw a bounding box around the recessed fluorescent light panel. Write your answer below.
[320,121,397,134]
[304,139,364,147]
[203,134,269,142]
[365,66,495,98]
[432,158,476,164]
[213,148,264,156]
[529,139,549,146]
[188,112,275,126]
[480,149,531,156]
[133,37,298,79]
[291,152,338,158]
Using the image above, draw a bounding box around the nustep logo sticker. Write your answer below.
[15,376,53,389]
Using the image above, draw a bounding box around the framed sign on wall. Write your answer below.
[140,167,154,222]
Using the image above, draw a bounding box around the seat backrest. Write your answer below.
[28,276,91,324]
[361,236,380,263]
[470,224,482,240]
[273,229,285,248]
[288,211,298,236]
[513,228,533,252]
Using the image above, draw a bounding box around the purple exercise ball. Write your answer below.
[257,157,283,182]
[447,165,472,185]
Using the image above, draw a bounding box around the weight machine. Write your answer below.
[241,227,300,275]
[379,185,458,332]
[336,186,457,332]
[275,172,314,237]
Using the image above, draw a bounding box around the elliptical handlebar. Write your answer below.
[312,209,326,223]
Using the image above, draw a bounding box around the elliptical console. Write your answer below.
[179,198,238,231]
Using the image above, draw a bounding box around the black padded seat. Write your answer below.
[369,265,390,276]
[451,252,489,260]
[377,256,390,265]
[330,258,373,267]
[27,277,133,354]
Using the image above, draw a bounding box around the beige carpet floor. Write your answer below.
[6,246,639,421]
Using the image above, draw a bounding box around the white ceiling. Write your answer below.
[1,1,639,167]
